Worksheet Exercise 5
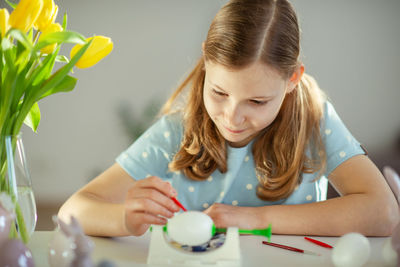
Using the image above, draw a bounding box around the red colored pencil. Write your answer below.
[262,241,320,256]
[171,197,187,211]
[304,237,333,249]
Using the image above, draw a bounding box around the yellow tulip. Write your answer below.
[0,8,10,37]
[38,23,62,54]
[9,0,44,33]
[70,36,113,69]
[34,0,58,32]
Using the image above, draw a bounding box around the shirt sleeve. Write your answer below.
[322,101,366,176]
[115,113,183,180]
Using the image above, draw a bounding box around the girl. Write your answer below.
[59,0,398,237]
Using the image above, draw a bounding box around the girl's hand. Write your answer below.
[203,203,261,229]
[124,176,180,236]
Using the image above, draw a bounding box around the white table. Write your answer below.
[28,231,390,267]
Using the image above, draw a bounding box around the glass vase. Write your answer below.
[0,133,37,242]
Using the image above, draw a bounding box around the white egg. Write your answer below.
[332,232,371,267]
[167,211,214,246]
[382,237,397,266]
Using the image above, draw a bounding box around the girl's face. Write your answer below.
[203,61,295,147]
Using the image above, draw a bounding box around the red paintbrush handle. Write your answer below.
[304,237,333,249]
[262,241,304,253]
[171,197,187,211]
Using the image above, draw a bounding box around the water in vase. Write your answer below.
[17,186,37,236]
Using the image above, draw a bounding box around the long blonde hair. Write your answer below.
[162,0,326,201]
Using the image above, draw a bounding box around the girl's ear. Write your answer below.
[287,64,304,93]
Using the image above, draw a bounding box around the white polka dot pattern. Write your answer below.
[188,186,194,192]
[339,151,346,158]
[164,131,170,138]
[202,203,209,209]
[142,152,148,158]
[246,184,253,190]
[232,200,238,206]
[306,195,312,201]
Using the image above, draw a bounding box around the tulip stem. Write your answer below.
[33,30,40,45]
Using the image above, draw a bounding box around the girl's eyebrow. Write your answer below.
[209,81,274,100]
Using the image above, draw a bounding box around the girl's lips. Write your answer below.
[224,126,245,134]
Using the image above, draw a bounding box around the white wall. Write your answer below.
[13,0,399,204]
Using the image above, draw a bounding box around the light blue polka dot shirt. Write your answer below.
[116,101,365,210]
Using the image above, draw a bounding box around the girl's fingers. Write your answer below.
[129,211,167,226]
[124,176,182,235]
[136,176,177,198]
[131,187,180,213]
[124,212,167,236]
[126,195,175,218]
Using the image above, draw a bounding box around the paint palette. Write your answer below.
[167,233,226,253]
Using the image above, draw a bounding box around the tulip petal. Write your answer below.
[9,0,44,33]
[71,36,113,69]
[0,8,10,37]
[35,0,58,31]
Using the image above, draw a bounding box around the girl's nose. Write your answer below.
[225,103,245,127]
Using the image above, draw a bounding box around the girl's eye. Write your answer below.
[250,100,268,106]
[212,89,227,96]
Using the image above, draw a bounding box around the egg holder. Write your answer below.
[147,225,241,266]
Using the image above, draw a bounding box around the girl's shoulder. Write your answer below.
[143,112,184,146]
[157,111,184,134]
[319,100,365,175]
[322,100,338,118]
[320,100,349,130]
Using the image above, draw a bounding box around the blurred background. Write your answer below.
[1,0,399,230]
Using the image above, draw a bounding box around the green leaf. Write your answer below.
[35,40,92,99]
[29,47,61,87]
[62,12,68,31]
[11,60,33,112]
[6,29,33,52]
[39,75,77,100]
[12,40,93,135]
[1,36,14,51]
[33,31,86,53]
[0,49,17,115]
[55,55,69,63]
[5,0,17,9]
[23,102,41,132]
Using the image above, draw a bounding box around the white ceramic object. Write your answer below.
[148,225,241,266]
[382,237,397,267]
[167,211,214,246]
[331,232,371,267]
[48,228,75,267]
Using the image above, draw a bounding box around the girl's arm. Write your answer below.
[204,155,399,236]
[58,163,180,237]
